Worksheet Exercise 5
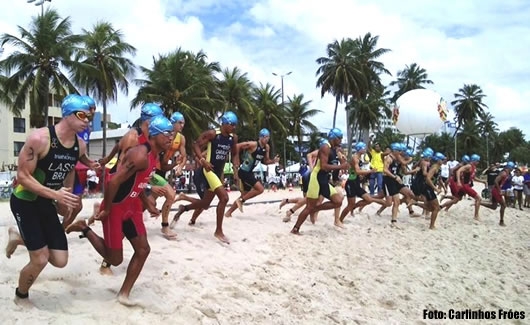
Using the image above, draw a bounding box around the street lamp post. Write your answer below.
[272,71,292,170]
[27,0,52,15]
[485,132,489,166]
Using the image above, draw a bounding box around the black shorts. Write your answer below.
[345,178,367,198]
[193,169,207,199]
[384,176,404,197]
[238,169,258,192]
[301,173,310,193]
[10,195,67,251]
[423,186,438,201]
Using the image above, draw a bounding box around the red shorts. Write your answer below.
[449,179,464,198]
[491,187,503,204]
[101,199,146,249]
[461,184,477,198]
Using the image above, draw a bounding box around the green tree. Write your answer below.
[285,94,320,158]
[218,67,254,123]
[374,128,405,150]
[421,132,455,157]
[73,21,136,157]
[132,48,220,147]
[251,82,285,156]
[451,84,488,133]
[0,9,80,126]
[389,63,433,103]
[315,38,366,129]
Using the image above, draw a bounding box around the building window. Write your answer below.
[13,117,26,133]
[14,141,25,157]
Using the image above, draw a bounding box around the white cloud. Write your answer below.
[1,0,529,140]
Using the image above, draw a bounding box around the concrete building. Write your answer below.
[0,95,62,170]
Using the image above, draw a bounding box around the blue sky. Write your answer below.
[1,0,529,140]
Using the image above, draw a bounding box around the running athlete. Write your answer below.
[225,128,279,218]
[66,116,174,306]
[480,162,515,226]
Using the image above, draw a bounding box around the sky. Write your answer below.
[1,0,529,140]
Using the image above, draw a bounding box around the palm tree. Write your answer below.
[348,33,391,145]
[315,38,366,129]
[476,111,498,135]
[285,94,320,158]
[451,84,488,134]
[217,67,254,122]
[0,9,80,126]
[347,84,391,140]
[458,120,482,155]
[132,48,220,146]
[73,21,136,158]
[251,82,285,155]
[389,63,433,102]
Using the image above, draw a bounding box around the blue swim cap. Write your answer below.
[433,152,446,162]
[170,112,185,124]
[506,161,515,169]
[462,155,470,163]
[62,94,89,117]
[148,116,173,136]
[259,128,270,138]
[328,128,343,140]
[319,138,329,147]
[390,143,400,151]
[141,103,164,121]
[221,111,238,125]
[404,148,414,157]
[355,142,367,152]
[81,95,96,109]
[399,143,407,152]
[470,154,480,162]
[422,147,434,158]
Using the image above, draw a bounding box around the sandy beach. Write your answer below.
[1,186,529,324]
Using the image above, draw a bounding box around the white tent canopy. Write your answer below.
[284,163,300,173]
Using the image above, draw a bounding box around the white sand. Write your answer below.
[1,186,529,324]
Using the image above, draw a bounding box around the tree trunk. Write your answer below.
[44,80,50,127]
[100,99,107,193]
[332,99,339,129]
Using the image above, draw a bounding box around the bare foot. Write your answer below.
[161,227,177,240]
[117,294,138,307]
[334,220,345,229]
[99,265,114,276]
[279,199,288,209]
[499,221,506,227]
[290,227,301,235]
[169,205,185,229]
[235,198,243,213]
[390,221,402,229]
[65,219,88,234]
[224,211,232,218]
[282,209,293,222]
[173,192,184,203]
[214,232,230,244]
[188,218,196,226]
[376,208,383,216]
[14,296,34,308]
[429,225,436,230]
[473,217,481,222]
[6,227,22,259]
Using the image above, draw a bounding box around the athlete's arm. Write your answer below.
[193,129,216,171]
[426,165,440,191]
[456,165,470,187]
[101,145,148,214]
[307,149,319,170]
[231,134,240,176]
[99,141,120,165]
